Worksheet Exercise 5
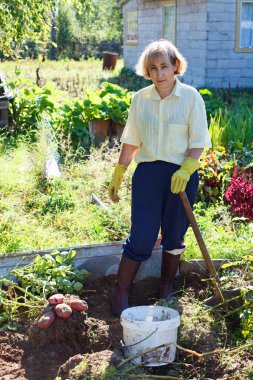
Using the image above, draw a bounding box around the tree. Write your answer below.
[74,0,122,44]
[56,0,123,59]
[56,1,76,58]
[0,0,92,57]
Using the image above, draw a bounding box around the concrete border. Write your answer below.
[0,240,228,280]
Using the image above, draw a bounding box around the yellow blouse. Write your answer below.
[120,78,212,165]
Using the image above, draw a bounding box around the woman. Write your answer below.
[108,39,211,317]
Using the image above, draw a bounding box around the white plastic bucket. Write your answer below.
[120,306,180,366]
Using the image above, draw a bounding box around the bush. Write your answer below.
[198,143,253,207]
[198,146,234,204]
[225,165,253,220]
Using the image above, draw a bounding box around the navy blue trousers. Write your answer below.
[122,161,198,261]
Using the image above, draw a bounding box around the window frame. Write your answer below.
[162,0,176,44]
[235,0,253,52]
[125,9,138,45]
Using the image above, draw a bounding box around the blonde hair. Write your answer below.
[135,39,187,78]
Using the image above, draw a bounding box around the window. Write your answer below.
[126,10,138,44]
[162,1,176,43]
[236,0,253,52]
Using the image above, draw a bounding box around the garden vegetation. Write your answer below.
[0,58,252,368]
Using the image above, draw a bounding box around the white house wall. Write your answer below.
[206,0,253,88]
[122,0,253,88]
[123,0,163,70]
[123,0,208,88]
[176,0,208,88]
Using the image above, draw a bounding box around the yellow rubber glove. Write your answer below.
[108,163,127,202]
[171,157,200,194]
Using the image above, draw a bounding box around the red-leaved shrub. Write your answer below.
[225,166,253,220]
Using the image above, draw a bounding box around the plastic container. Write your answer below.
[120,306,180,366]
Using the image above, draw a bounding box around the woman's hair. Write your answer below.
[135,39,187,78]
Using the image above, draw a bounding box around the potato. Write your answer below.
[48,294,64,305]
[54,303,72,319]
[70,300,88,312]
[38,310,56,329]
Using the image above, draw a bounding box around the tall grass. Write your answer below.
[209,107,253,148]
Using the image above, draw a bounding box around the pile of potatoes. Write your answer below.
[38,294,88,329]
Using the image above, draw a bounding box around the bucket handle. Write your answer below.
[121,327,158,349]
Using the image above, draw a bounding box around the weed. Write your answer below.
[69,360,89,379]
[99,363,119,380]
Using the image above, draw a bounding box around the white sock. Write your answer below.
[164,247,186,256]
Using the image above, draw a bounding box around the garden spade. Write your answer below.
[179,191,241,307]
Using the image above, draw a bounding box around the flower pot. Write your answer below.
[89,119,110,145]
[108,121,124,144]
[89,119,124,146]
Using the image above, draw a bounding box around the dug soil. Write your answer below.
[0,273,252,380]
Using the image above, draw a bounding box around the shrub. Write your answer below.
[225,165,253,220]
[198,147,234,204]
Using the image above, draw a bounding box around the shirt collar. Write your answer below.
[150,77,182,100]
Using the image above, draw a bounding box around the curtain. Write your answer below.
[162,3,176,43]
[240,2,253,48]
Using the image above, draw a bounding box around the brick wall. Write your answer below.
[123,0,209,88]
[122,0,253,88]
[176,0,208,88]
[123,0,162,69]
[205,0,253,88]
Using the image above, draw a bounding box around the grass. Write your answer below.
[0,58,125,97]
[0,58,252,258]
[0,135,252,259]
[209,107,253,147]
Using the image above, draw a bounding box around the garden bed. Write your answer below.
[1,270,252,380]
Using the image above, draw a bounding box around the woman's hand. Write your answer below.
[108,143,139,202]
[108,164,127,202]
[171,157,200,194]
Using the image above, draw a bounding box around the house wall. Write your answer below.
[123,0,209,88]
[206,0,253,88]
[123,0,163,70]
[176,0,207,87]
[122,0,253,88]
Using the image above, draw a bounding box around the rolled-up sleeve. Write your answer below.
[188,93,212,149]
[120,94,142,147]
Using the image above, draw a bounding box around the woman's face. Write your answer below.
[148,55,178,95]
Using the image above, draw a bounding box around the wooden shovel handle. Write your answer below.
[179,191,221,285]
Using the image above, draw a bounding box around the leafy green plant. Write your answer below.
[9,250,89,297]
[40,179,75,214]
[228,141,253,171]
[54,97,90,150]
[83,81,133,125]
[8,71,64,135]
[199,88,222,122]
[0,280,45,329]
[198,146,234,204]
